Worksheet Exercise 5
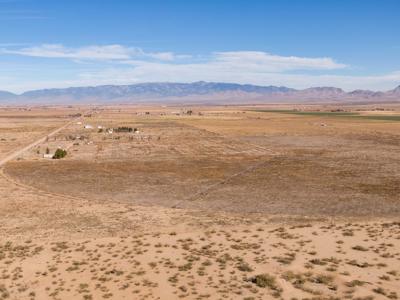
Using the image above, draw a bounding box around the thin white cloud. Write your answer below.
[2,44,180,61]
[214,51,346,71]
[3,44,137,60]
[120,51,346,77]
[3,44,345,71]
[0,9,45,20]
[146,52,175,61]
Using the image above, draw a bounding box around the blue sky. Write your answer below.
[0,0,399,93]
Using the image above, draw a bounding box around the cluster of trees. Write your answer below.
[115,127,137,133]
[53,148,67,159]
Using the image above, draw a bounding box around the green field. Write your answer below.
[254,110,400,121]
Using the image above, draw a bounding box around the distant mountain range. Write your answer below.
[1,81,399,105]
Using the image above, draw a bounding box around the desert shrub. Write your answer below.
[248,274,279,289]
[352,245,368,251]
[247,274,282,297]
[237,262,253,272]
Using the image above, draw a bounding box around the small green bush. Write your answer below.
[53,149,67,159]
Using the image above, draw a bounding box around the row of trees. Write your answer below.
[115,127,138,133]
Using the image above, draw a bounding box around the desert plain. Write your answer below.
[0,104,400,300]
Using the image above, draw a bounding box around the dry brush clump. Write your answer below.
[246,274,282,298]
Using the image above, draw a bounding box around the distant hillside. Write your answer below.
[0,82,399,104]
[0,91,17,100]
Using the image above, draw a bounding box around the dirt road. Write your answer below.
[0,116,82,167]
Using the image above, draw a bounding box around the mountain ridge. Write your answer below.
[1,82,400,104]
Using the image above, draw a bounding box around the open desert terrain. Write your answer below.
[1,104,400,300]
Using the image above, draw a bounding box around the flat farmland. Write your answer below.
[5,106,400,217]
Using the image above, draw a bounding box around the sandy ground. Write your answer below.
[1,105,400,300]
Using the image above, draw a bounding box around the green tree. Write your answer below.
[53,149,67,159]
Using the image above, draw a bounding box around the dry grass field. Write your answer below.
[1,104,400,300]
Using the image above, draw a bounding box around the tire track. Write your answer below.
[171,156,276,208]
